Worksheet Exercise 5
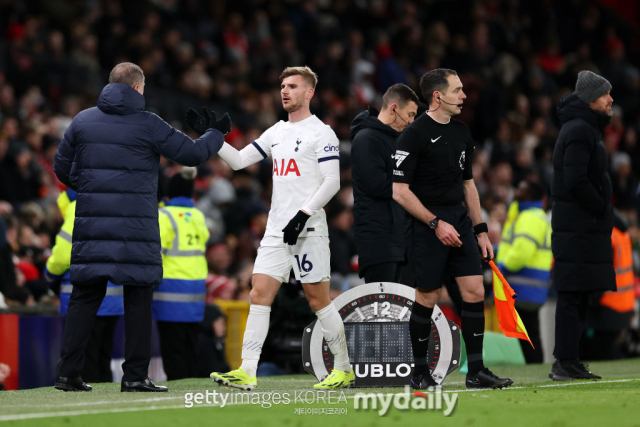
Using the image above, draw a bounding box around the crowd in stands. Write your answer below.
[1,0,639,308]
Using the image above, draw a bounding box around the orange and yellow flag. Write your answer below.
[489,260,534,348]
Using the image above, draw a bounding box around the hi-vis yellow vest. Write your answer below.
[495,201,553,307]
[153,199,209,322]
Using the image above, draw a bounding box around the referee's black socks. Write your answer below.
[461,301,486,375]
[409,302,433,376]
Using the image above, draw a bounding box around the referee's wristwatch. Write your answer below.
[428,216,440,230]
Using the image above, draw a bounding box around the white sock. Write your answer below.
[316,303,351,372]
[239,304,271,377]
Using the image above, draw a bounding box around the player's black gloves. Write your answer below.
[185,107,232,136]
[282,210,310,245]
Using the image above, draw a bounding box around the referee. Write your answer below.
[392,69,513,390]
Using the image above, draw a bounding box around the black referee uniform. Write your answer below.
[393,114,482,288]
[393,111,512,390]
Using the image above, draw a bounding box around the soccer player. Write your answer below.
[206,66,353,390]
[392,69,513,389]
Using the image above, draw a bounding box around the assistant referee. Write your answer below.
[392,69,513,390]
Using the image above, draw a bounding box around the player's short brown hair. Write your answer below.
[279,66,318,89]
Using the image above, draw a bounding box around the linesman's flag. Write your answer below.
[489,260,534,348]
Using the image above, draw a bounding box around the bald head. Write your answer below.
[109,62,145,93]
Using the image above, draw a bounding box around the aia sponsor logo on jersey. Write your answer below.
[273,158,301,176]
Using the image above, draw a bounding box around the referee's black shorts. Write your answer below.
[404,204,483,290]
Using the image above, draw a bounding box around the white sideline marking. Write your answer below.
[1,378,637,421]
[0,405,187,421]
[7,396,184,408]
[443,378,638,393]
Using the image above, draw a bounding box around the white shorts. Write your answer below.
[253,235,331,284]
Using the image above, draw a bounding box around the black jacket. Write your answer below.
[350,108,405,274]
[54,83,224,287]
[551,93,616,292]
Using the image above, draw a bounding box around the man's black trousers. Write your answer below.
[554,291,592,360]
[362,262,402,284]
[57,281,153,382]
[156,321,199,380]
[82,315,120,383]
[517,308,543,363]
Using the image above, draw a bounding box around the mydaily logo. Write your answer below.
[353,386,458,417]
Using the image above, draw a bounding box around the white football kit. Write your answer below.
[217,114,340,283]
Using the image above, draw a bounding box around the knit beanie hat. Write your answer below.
[167,167,197,198]
[575,70,612,104]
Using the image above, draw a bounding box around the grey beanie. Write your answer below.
[575,70,612,104]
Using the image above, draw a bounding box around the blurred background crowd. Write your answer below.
[0,0,639,372]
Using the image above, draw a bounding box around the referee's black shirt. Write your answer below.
[392,113,474,207]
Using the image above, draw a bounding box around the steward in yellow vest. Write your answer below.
[495,180,552,363]
[153,167,209,380]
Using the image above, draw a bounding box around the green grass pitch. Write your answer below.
[1,359,639,427]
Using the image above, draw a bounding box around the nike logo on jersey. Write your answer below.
[474,333,484,336]
[418,337,428,342]
[271,143,279,147]
[431,136,441,143]
[393,150,409,167]
[300,273,310,278]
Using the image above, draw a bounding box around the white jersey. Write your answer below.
[252,115,340,238]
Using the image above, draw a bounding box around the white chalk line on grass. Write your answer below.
[6,396,185,408]
[443,378,639,393]
[1,378,638,421]
[0,405,187,422]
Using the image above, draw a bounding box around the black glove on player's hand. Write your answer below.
[282,210,310,245]
[185,107,231,136]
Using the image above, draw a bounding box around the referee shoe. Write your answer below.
[466,367,513,389]
[410,372,441,391]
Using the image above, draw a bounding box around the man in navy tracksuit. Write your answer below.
[53,62,231,392]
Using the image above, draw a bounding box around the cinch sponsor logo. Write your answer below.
[324,144,339,152]
[273,158,301,176]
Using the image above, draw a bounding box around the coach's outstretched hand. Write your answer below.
[282,210,310,245]
[186,107,232,136]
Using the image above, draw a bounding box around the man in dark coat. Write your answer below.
[53,62,231,392]
[550,70,616,381]
[350,84,419,283]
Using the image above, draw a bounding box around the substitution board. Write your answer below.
[302,282,461,387]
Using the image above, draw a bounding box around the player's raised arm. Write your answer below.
[216,141,268,171]
[214,119,276,171]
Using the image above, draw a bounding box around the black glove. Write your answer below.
[185,107,232,136]
[282,210,310,245]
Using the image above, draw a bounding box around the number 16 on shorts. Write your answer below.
[295,254,313,274]
[288,236,331,283]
